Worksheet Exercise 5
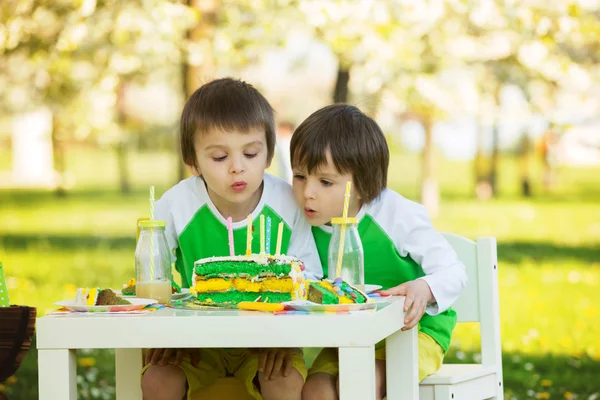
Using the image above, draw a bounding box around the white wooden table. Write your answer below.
[36,297,418,400]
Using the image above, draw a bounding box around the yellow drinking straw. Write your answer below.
[275,221,284,256]
[335,181,352,278]
[246,215,253,256]
[260,215,265,254]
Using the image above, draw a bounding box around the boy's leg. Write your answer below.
[376,332,445,398]
[303,372,337,400]
[142,365,187,400]
[258,367,304,400]
[303,348,338,400]
[235,348,306,400]
[305,348,390,400]
[141,349,227,400]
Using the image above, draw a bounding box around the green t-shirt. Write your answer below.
[312,189,467,352]
[155,174,322,287]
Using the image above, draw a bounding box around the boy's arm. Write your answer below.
[397,205,467,315]
[287,212,323,281]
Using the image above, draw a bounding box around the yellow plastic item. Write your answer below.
[237,302,285,312]
[331,217,357,224]
[138,220,166,228]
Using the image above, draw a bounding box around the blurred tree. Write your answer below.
[464,0,600,198]
[178,0,218,181]
[297,1,456,214]
[0,0,195,194]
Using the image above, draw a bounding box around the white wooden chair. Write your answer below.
[418,235,504,399]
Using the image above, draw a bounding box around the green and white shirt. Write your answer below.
[312,189,467,352]
[156,173,323,287]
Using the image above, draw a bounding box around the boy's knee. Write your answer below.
[259,369,304,400]
[302,373,337,400]
[142,364,187,399]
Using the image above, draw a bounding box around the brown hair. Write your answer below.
[180,78,276,168]
[290,104,389,204]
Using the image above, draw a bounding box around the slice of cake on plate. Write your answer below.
[75,288,131,306]
[307,278,370,304]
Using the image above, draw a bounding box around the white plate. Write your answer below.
[283,300,377,313]
[364,284,382,294]
[171,288,191,300]
[119,288,190,299]
[55,298,158,313]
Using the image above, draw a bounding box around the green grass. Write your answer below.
[1,147,599,399]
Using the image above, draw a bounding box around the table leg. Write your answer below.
[38,349,77,400]
[339,346,376,400]
[386,328,418,400]
[116,348,144,400]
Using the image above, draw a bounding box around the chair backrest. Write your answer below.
[441,234,502,371]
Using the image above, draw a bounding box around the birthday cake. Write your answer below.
[76,288,131,306]
[192,254,307,304]
[307,278,369,304]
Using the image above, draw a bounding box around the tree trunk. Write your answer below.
[333,64,350,103]
[519,133,532,197]
[184,0,218,94]
[488,86,501,197]
[116,141,130,194]
[179,0,219,181]
[420,117,439,216]
[473,121,491,200]
[116,83,131,194]
[489,122,499,197]
[51,114,66,197]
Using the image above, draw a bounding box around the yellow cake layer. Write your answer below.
[318,281,353,304]
[195,277,293,293]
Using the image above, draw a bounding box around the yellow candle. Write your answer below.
[275,221,284,256]
[260,215,265,254]
[246,215,253,256]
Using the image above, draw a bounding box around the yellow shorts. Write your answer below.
[142,348,307,400]
[308,332,444,382]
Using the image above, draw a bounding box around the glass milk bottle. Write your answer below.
[327,217,364,290]
[135,220,172,303]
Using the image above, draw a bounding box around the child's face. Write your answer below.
[194,126,270,216]
[292,150,361,226]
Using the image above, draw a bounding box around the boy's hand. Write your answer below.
[380,279,434,331]
[145,348,200,367]
[256,348,294,380]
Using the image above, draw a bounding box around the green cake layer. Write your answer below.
[307,283,339,304]
[340,282,367,304]
[195,261,291,279]
[196,291,292,304]
[307,281,368,304]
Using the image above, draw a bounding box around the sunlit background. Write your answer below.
[1,0,599,398]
